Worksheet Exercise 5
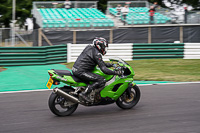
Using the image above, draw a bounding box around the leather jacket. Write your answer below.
[73,45,115,75]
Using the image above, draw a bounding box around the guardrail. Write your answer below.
[184,43,200,59]
[67,43,133,62]
[0,44,67,66]
[67,43,198,62]
[133,43,184,59]
[33,1,97,9]
[1,43,199,66]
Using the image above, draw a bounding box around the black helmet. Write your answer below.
[93,37,108,55]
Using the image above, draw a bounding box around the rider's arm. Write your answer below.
[105,62,113,68]
[95,53,115,75]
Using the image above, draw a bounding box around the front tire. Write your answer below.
[116,85,140,109]
[48,87,78,116]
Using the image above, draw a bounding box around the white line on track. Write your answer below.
[0,82,200,94]
[0,89,51,94]
[137,82,200,86]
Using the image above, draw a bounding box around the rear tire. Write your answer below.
[116,85,140,109]
[48,87,78,116]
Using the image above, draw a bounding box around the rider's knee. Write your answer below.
[98,78,106,87]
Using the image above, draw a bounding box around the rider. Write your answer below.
[72,37,122,102]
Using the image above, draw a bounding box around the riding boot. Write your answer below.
[79,85,93,103]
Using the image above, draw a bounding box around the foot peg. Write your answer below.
[79,93,92,103]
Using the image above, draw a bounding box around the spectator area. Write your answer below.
[39,8,114,28]
[109,7,171,24]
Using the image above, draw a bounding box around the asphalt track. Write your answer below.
[0,83,200,133]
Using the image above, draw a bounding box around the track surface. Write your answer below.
[0,83,200,133]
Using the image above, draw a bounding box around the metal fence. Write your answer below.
[1,25,200,47]
[107,1,149,8]
[0,28,33,47]
[187,11,200,24]
[33,1,97,9]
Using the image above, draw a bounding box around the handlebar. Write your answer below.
[113,63,125,77]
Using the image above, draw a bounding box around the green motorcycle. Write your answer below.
[47,57,140,116]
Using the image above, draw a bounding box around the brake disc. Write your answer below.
[125,92,135,103]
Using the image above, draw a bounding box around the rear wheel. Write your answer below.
[48,87,78,116]
[116,85,140,109]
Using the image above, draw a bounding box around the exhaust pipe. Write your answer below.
[53,87,80,104]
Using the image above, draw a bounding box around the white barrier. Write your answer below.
[67,43,133,62]
[184,43,200,59]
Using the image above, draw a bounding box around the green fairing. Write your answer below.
[101,78,133,100]
[92,66,114,81]
[48,57,136,100]
[132,82,137,86]
[62,76,87,87]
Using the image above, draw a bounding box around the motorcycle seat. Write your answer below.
[53,69,72,76]
[53,69,88,83]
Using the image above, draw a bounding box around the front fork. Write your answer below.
[126,82,136,98]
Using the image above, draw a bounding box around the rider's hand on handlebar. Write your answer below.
[112,63,117,68]
[114,70,122,76]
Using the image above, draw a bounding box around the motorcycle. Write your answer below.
[47,57,140,116]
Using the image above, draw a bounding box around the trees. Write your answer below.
[0,0,12,27]
[0,0,54,28]
[0,0,32,28]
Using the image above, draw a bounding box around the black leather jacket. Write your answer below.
[73,45,115,75]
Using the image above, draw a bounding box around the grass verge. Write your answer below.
[63,59,200,82]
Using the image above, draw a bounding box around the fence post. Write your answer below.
[41,31,53,46]
[38,28,42,46]
[180,26,183,43]
[67,43,71,63]
[0,29,2,46]
[38,28,53,46]
[148,27,151,43]
[110,29,113,44]
[15,32,29,46]
[73,31,76,44]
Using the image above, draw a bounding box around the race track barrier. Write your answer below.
[0,44,67,66]
[67,43,133,62]
[133,43,184,59]
[184,43,200,59]
[67,43,199,62]
[1,43,199,66]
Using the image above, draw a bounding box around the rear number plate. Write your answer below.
[46,78,53,89]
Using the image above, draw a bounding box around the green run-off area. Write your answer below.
[0,64,67,92]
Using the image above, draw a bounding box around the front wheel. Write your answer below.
[48,87,78,116]
[116,85,140,109]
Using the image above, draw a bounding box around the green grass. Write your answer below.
[64,59,200,82]
[128,59,200,82]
